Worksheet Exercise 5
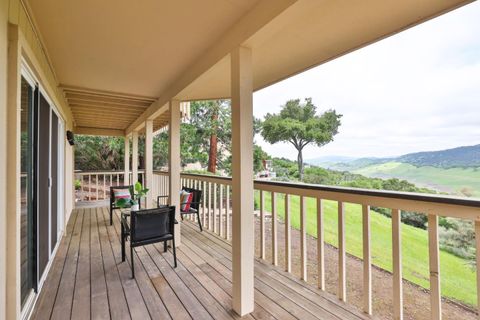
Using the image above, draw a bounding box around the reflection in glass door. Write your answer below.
[20,77,35,307]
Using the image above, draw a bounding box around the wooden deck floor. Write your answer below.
[30,207,369,320]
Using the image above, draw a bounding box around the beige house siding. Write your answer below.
[1,0,76,319]
[1,1,9,319]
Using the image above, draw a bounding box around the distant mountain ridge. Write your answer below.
[397,144,480,168]
[310,144,480,170]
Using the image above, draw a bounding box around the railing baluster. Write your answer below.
[260,190,265,259]
[476,220,480,318]
[363,205,372,314]
[317,198,324,290]
[219,184,224,237]
[208,182,213,230]
[428,214,441,320]
[285,194,291,273]
[116,173,119,186]
[96,174,99,200]
[392,208,403,320]
[338,201,346,301]
[80,176,84,201]
[213,183,218,233]
[272,192,278,266]
[103,175,106,199]
[225,185,230,240]
[202,181,207,227]
[300,196,307,280]
[88,175,92,200]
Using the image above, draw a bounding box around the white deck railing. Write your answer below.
[77,169,480,318]
[75,170,144,201]
[153,171,480,319]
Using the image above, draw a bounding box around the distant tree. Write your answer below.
[253,145,270,173]
[75,136,125,170]
[260,98,342,180]
[184,100,231,173]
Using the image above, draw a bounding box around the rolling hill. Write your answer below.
[311,144,480,197]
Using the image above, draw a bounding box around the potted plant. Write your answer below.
[116,181,149,211]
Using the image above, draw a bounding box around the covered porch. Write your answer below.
[31,205,366,320]
[1,1,479,320]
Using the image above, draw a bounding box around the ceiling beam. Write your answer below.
[66,95,151,107]
[74,126,125,136]
[70,105,145,115]
[61,84,156,101]
[126,0,298,134]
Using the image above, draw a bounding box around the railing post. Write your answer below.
[271,192,278,266]
[226,185,230,241]
[392,208,403,320]
[219,184,224,237]
[260,190,265,260]
[285,194,291,273]
[208,182,212,230]
[80,176,84,201]
[362,205,372,315]
[338,201,346,301]
[428,214,441,320]
[317,198,324,290]
[213,183,218,233]
[300,196,307,281]
[202,181,207,227]
[476,220,480,318]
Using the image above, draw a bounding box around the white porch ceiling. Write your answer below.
[25,0,473,135]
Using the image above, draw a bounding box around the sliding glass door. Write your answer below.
[20,67,65,313]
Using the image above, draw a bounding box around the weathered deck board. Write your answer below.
[31,207,368,320]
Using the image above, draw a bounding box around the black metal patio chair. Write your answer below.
[121,206,177,278]
[109,185,137,225]
[157,187,203,231]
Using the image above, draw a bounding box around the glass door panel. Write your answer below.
[20,77,34,306]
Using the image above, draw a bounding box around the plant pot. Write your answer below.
[131,204,140,211]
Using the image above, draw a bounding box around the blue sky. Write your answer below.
[253,1,480,161]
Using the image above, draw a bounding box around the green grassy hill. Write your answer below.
[256,192,477,306]
[352,162,480,197]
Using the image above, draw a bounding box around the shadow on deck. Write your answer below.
[30,206,369,319]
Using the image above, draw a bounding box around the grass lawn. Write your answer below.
[255,191,477,306]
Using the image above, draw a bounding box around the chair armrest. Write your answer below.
[121,214,131,234]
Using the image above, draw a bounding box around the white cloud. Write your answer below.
[253,2,480,160]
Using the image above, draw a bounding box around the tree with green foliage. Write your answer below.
[185,100,232,173]
[260,98,342,180]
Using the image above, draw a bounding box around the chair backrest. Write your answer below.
[182,187,202,211]
[130,206,175,242]
[110,185,134,207]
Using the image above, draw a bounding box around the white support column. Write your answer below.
[231,46,254,316]
[124,136,130,185]
[169,100,181,246]
[132,131,139,185]
[6,25,21,320]
[145,120,153,208]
